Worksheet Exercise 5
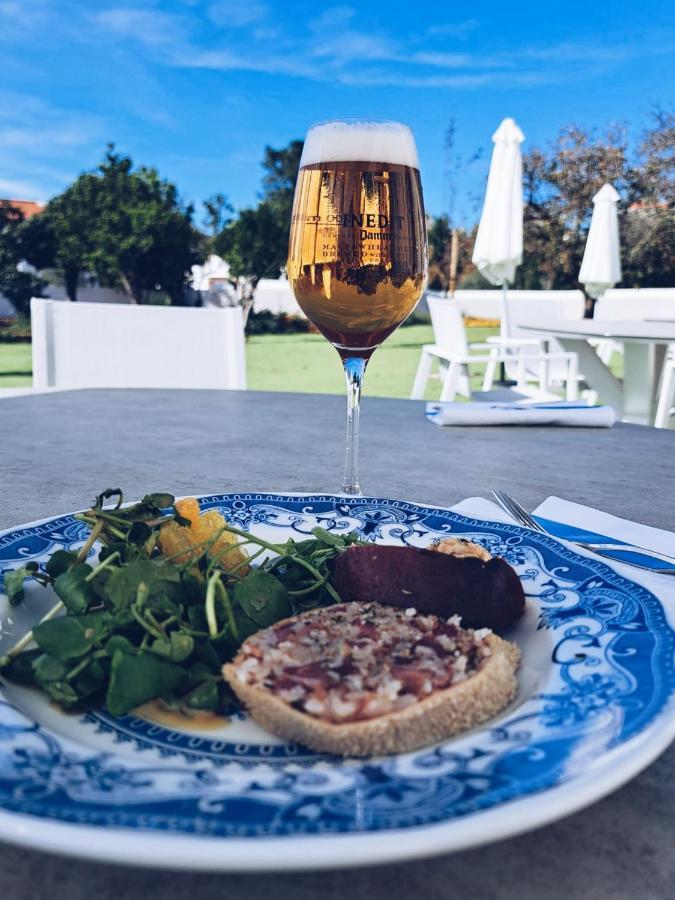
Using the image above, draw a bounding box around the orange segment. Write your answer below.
[159,498,249,574]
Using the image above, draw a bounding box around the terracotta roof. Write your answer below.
[0,199,45,219]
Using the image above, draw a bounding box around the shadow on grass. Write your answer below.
[0,370,31,377]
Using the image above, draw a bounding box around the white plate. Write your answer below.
[0,492,673,870]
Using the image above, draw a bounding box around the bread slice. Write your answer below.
[223,608,521,758]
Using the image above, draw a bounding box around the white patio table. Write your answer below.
[519,318,675,424]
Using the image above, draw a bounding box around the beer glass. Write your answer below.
[288,119,427,494]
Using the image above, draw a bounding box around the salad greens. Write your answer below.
[0,489,361,717]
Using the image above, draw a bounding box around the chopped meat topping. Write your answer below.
[231,602,494,724]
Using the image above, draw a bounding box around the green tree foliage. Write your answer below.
[215,140,303,284]
[202,193,233,237]
[86,148,203,304]
[518,112,674,292]
[214,202,288,283]
[427,215,478,293]
[520,125,629,291]
[0,203,47,317]
[24,174,100,301]
[261,140,304,224]
[622,110,674,287]
[22,146,203,303]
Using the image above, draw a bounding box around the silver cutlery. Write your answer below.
[490,489,675,576]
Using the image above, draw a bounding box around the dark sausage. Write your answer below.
[332,545,525,631]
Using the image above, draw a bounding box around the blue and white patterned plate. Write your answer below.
[1,493,674,871]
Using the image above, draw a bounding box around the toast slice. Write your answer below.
[223,602,520,757]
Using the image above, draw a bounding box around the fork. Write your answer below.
[490,489,675,576]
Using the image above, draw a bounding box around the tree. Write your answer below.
[23,173,100,300]
[622,110,675,286]
[23,146,204,303]
[0,202,47,316]
[260,140,303,225]
[520,125,628,293]
[427,214,451,291]
[86,147,203,304]
[203,193,233,237]
[517,112,674,296]
[213,139,303,301]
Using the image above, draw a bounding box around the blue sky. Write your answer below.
[0,0,673,225]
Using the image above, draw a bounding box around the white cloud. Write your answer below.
[0,91,107,202]
[207,1,269,27]
[426,20,480,40]
[95,7,185,45]
[0,175,50,201]
[410,52,475,69]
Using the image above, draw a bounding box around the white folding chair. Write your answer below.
[486,290,586,392]
[654,348,675,429]
[411,296,578,402]
[30,299,247,390]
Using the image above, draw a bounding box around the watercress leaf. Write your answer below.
[3,565,37,606]
[99,542,139,564]
[46,550,78,579]
[142,493,175,510]
[111,607,135,627]
[180,572,204,604]
[106,650,186,716]
[183,679,219,711]
[232,611,261,643]
[0,649,41,685]
[41,680,80,708]
[310,527,345,547]
[127,521,153,546]
[233,570,291,628]
[72,658,107,698]
[187,605,208,632]
[34,653,68,683]
[53,564,97,614]
[105,560,181,610]
[33,611,112,660]
[95,488,123,511]
[187,661,214,682]
[150,632,194,663]
[194,639,222,673]
[105,634,136,656]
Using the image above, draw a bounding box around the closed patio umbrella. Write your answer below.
[472,117,525,380]
[472,117,525,340]
[579,183,622,299]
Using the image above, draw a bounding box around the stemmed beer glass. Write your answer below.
[288,120,428,494]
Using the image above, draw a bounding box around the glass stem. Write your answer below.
[341,356,367,496]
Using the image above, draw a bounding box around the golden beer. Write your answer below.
[288,120,427,494]
[288,140,427,357]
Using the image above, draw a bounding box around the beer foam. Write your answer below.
[300,120,419,169]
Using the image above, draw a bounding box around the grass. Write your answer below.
[0,342,32,387]
[0,324,624,401]
[246,324,499,400]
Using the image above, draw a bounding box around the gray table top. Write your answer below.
[1,388,674,899]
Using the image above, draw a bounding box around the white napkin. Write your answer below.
[426,401,616,428]
[451,496,675,613]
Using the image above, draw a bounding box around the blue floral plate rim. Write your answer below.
[0,491,674,871]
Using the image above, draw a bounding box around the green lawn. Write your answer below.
[0,342,32,387]
[0,325,623,401]
[246,325,499,399]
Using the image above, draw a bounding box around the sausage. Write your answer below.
[332,545,525,631]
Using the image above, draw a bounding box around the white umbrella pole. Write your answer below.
[500,282,509,339]
[498,281,513,384]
